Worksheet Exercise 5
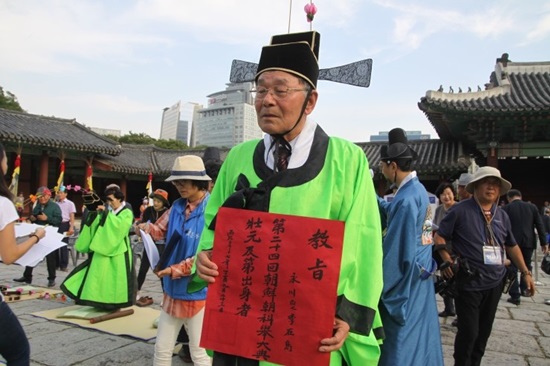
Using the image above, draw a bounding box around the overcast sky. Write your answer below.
[2,0,549,143]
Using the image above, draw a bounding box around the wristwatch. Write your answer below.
[520,270,532,278]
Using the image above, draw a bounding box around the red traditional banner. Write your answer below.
[201,207,345,366]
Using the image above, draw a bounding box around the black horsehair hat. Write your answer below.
[229,32,372,89]
[202,146,221,163]
[256,31,320,89]
[380,128,418,163]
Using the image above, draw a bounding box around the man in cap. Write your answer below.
[192,31,383,365]
[377,128,444,366]
[502,189,547,305]
[457,173,473,201]
[435,166,535,366]
[14,186,62,287]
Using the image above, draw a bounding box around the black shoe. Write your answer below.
[451,318,458,327]
[507,297,520,305]
[178,344,192,363]
[47,280,56,288]
[13,277,31,284]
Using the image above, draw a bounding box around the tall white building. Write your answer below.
[193,82,263,148]
[160,101,189,144]
[188,103,202,148]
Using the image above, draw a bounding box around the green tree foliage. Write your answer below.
[154,139,189,150]
[0,87,24,111]
[103,134,120,142]
[115,131,189,150]
[119,131,156,145]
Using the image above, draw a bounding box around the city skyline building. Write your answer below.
[193,82,263,148]
[159,101,189,145]
[188,102,202,148]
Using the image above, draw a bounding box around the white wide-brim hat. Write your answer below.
[165,155,211,182]
[465,166,511,194]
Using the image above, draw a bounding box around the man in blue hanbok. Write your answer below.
[377,128,444,366]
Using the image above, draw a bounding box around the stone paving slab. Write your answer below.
[3,257,550,365]
[485,328,544,358]
[492,317,540,336]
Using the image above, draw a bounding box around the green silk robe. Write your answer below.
[61,208,135,310]
[192,126,384,365]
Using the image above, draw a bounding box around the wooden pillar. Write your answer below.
[120,178,128,198]
[39,151,49,188]
[486,145,498,168]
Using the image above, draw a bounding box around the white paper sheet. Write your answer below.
[140,229,160,270]
[14,222,41,238]
[1,224,67,267]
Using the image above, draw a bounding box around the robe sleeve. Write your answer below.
[335,144,384,338]
[89,209,133,257]
[75,211,100,253]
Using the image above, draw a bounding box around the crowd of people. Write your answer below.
[1,30,549,366]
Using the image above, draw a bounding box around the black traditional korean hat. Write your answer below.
[229,37,372,89]
[380,128,418,163]
[256,31,320,89]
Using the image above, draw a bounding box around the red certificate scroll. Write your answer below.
[201,207,345,366]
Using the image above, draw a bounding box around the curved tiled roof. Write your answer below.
[94,140,471,178]
[0,108,471,178]
[419,59,550,141]
[358,139,474,176]
[95,144,230,176]
[0,108,122,155]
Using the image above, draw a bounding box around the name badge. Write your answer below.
[483,246,502,265]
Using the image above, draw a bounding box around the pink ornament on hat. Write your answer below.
[304,2,317,22]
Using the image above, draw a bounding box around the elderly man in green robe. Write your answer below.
[191,31,384,366]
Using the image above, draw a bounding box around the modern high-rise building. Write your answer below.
[193,82,263,148]
[160,101,189,145]
[188,102,202,148]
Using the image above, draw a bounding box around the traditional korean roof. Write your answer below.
[418,54,550,141]
[94,144,230,176]
[0,108,122,155]
[0,107,471,179]
[357,139,475,176]
[93,139,471,178]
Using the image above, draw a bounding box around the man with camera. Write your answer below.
[434,166,535,366]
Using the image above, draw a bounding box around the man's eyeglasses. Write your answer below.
[172,180,186,187]
[251,86,309,100]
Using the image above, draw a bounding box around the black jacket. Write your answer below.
[543,215,550,238]
[502,199,547,249]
